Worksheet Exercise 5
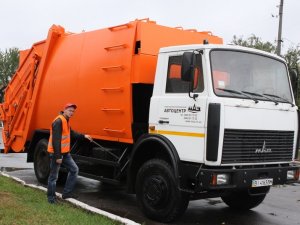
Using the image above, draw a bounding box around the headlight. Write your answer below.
[287,169,300,181]
[211,173,230,185]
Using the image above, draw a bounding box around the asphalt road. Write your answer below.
[1,153,300,225]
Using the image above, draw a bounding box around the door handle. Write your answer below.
[158,120,169,124]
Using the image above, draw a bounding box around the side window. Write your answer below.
[166,55,204,93]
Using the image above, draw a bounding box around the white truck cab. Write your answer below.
[148,45,299,201]
[150,44,298,166]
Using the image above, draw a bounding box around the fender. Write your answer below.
[127,133,181,193]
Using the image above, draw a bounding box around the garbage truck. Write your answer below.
[0,19,299,222]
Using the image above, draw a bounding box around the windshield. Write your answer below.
[210,50,293,103]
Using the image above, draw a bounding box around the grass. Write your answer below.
[0,175,121,225]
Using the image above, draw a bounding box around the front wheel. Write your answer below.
[135,159,189,222]
[221,187,269,210]
[34,139,50,184]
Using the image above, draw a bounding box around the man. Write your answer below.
[47,103,92,204]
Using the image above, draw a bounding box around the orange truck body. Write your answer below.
[0,19,222,153]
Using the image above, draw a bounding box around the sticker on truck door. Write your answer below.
[163,105,201,124]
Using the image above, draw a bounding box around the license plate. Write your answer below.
[252,178,273,187]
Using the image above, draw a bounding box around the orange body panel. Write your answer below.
[0,19,223,153]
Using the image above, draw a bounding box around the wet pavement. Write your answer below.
[1,153,300,225]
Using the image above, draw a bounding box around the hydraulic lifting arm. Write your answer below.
[0,25,65,153]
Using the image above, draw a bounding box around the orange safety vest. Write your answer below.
[47,115,71,154]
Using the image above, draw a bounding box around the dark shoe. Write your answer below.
[62,193,78,200]
[48,199,61,204]
[48,200,56,204]
[54,197,62,203]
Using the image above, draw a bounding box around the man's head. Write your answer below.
[63,103,77,119]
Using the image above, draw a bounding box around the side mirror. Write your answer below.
[290,69,298,96]
[181,52,196,82]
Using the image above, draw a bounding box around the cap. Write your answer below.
[64,103,77,110]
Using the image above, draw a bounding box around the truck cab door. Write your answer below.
[149,52,207,163]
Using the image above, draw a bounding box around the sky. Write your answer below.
[0,0,299,53]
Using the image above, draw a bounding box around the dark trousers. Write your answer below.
[47,153,78,202]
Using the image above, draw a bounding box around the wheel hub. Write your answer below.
[144,176,168,207]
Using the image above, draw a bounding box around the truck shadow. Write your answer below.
[73,176,267,225]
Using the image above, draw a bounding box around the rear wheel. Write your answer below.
[221,187,269,210]
[34,139,50,184]
[135,159,189,222]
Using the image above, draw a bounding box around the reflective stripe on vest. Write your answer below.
[47,115,71,154]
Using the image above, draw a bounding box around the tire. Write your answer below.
[34,139,50,184]
[135,159,189,222]
[221,188,269,210]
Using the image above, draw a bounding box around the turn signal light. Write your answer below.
[295,169,300,181]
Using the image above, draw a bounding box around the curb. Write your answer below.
[0,172,140,225]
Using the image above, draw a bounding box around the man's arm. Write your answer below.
[52,118,62,160]
[71,129,93,142]
[71,129,84,141]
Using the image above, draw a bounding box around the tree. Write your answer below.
[284,47,300,73]
[284,47,300,100]
[0,48,19,89]
[232,34,276,53]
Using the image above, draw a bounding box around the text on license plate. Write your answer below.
[252,178,273,187]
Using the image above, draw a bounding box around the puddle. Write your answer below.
[0,167,32,172]
[207,199,222,205]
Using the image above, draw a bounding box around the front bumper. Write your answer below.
[179,162,300,193]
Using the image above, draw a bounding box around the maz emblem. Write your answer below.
[188,104,201,113]
[255,141,272,153]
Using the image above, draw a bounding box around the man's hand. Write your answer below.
[84,134,93,142]
[56,159,62,164]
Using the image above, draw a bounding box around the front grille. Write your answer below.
[222,129,294,164]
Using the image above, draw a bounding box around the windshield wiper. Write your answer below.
[242,91,278,105]
[217,88,258,103]
[263,93,294,107]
